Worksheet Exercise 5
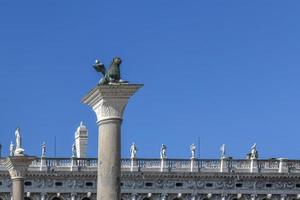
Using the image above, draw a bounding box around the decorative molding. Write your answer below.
[93,98,128,122]
[4,157,35,180]
[81,84,143,122]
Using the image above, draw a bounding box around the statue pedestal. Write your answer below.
[39,157,47,171]
[250,159,258,173]
[82,84,143,200]
[130,158,138,172]
[4,156,35,200]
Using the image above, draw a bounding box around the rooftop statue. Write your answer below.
[14,127,25,156]
[93,57,128,85]
[220,144,226,159]
[72,143,77,158]
[190,143,196,159]
[160,144,167,159]
[247,143,258,159]
[250,143,258,159]
[41,142,46,157]
[15,128,21,149]
[130,142,137,159]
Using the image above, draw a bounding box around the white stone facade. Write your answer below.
[1,157,300,200]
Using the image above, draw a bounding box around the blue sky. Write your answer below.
[1,1,300,159]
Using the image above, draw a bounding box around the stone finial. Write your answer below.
[9,141,15,157]
[190,143,196,159]
[130,142,137,159]
[160,144,167,159]
[77,121,87,130]
[41,142,46,157]
[75,121,88,158]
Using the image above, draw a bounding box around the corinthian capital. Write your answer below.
[4,156,35,179]
[82,84,143,123]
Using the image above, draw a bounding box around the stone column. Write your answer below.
[82,84,143,200]
[4,156,35,200]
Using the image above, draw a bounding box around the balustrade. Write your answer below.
[1,157,300,173]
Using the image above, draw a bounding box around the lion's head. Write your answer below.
[112,57,122,65]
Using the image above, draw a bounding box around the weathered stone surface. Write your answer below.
[82,84,142,200]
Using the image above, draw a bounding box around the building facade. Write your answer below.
[1,152,300,200]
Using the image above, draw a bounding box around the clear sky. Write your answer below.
[1,1,300,159]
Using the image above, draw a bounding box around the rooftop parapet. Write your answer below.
[0,157,297,174]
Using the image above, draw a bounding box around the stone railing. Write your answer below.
[1,157,300,173]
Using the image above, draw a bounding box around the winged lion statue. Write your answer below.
[93,57,128,85]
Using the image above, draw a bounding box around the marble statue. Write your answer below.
[93,57,128,85]
[247,143,258,159]
[9,141,14,156]
[220,144,226,159]
[130,142,137,159]
[14,127,25,156]
[41,142,46,157]
[15,128,21,149]
[72,143,77,158]
[250,143,258,159]
[160,144,167,159]
[190,144,196,159]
